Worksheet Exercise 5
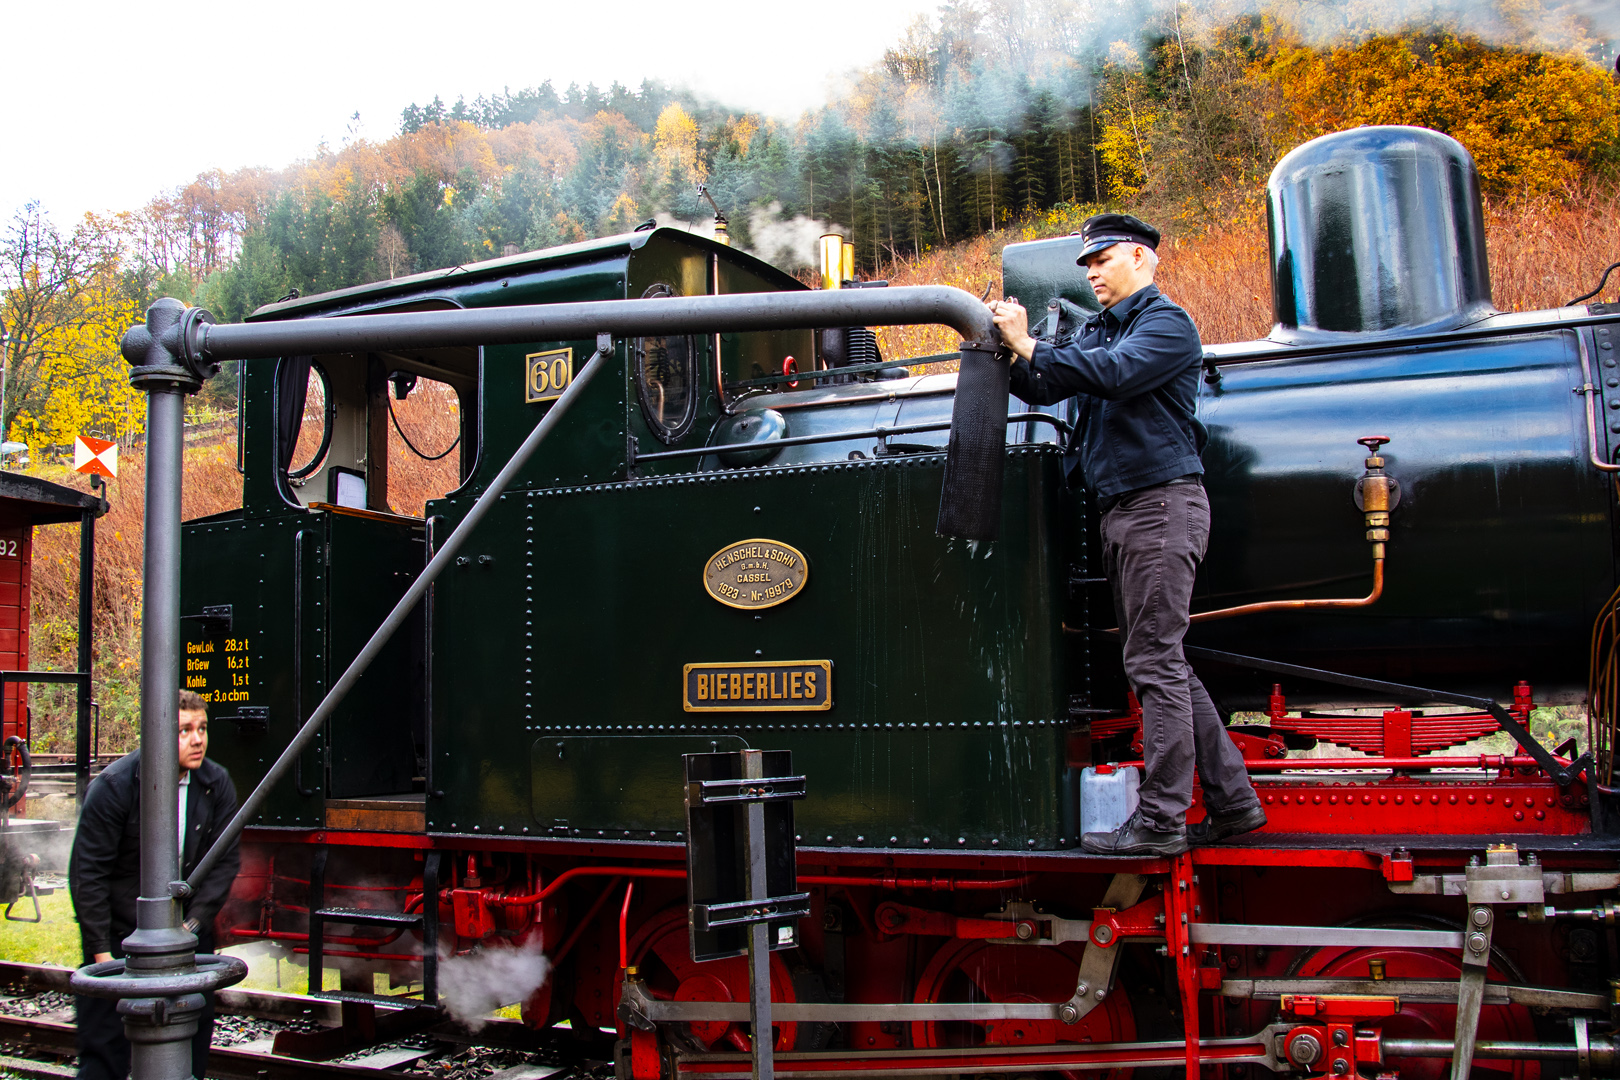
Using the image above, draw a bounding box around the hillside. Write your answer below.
[4,0,1619,754]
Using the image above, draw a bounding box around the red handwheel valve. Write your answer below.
[783,355,799,388]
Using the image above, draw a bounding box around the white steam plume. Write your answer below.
[438,941,550,1031]
[746,202,836,272]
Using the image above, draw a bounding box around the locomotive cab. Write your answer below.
[184,229,821,823]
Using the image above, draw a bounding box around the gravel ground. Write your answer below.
[0,991,74,1018]
[0,987,614,1079]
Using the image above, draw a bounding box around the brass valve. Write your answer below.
[1353,436,1401,560]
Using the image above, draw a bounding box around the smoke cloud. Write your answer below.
[747,203,836,271]
[438,940,550,1031]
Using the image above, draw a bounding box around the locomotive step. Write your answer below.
[309,990,439,1010]
[313,907,424,926]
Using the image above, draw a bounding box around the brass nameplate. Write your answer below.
[683,661,832,712]
[703,539,808,610]
[525,347,573,403]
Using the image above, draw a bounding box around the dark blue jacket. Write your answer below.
[1008,284,1206,499]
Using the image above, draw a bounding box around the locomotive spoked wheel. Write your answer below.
[911,938,1136,1080]
[624,906,798,1053]
[1290,917,1539,1079]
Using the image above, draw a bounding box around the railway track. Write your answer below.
[0,961,611,1080]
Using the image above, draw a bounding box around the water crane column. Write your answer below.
[70,297,246,1080]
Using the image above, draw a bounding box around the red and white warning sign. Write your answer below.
[74,435,117,478]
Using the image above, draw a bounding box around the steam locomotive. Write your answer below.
[181,125,1620,1077]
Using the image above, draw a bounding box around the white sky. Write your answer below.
[1,0,926,224]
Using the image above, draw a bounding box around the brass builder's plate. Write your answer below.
[702,538,808,610]
[683,660,833,712]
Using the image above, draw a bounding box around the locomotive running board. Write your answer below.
[669,1024,1293,1077]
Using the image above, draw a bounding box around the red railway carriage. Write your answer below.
[0,471,100,911]
[0,514,30,749]
[0,471,101,801]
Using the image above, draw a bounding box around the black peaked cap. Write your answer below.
[1077,213,1161,261]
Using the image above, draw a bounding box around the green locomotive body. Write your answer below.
[183,227,1078,850]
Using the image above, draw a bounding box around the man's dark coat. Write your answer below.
[68,750,240,958]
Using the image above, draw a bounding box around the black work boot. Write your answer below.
[1188,804,1267,845]
[1081,809,1189,857]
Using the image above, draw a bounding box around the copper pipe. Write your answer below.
[1189,557,1384,624]
[1073,557,1385,635]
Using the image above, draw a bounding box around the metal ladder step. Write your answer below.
[309,990,438,1010]
[314,907,423,927]
[308,848,441,1005]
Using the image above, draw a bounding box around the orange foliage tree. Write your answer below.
[1257,29,1620,196]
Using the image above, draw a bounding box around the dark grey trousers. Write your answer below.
[1101,479,1260,830]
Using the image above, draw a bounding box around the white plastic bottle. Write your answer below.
[1080,764,1141,835]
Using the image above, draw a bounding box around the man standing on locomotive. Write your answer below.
[988,213,1265,857]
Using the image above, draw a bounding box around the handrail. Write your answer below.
[1574,330,1620,473]
[631,412,1069,466]
[724,351,962,390]
[193,286,998,361]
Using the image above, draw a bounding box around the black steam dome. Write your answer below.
[1267,126,1495,341]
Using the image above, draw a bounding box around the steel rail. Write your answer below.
[0,1013,423,1080]
[190,287,997,361]
[670,1027,1290,1078]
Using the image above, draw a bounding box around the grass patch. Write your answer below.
[0,888,82,968]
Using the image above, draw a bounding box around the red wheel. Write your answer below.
[1297,943,1540,1079]
[621,906,798,1052]
[911,939,1136,1079]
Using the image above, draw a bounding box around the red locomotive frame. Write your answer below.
[220,677,1619,1079]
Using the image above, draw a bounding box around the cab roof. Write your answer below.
[247,227,807,321]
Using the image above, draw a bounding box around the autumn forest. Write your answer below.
[3,0,1619,752]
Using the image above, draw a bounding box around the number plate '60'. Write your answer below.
[525,348,574,403]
